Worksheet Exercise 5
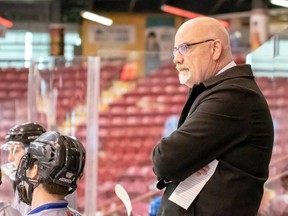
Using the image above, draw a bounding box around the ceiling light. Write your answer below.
[161,4,229,27]
[161,4,203,19]
[80,11,113,26]
[0,17,13,28]
[270,0,288,7]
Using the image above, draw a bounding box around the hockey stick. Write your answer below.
[115,184,132,216]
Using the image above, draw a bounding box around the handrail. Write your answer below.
[269,154,288,167]
[265,154,288,185]
[266,170,288,185]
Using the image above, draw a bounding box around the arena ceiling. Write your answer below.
[91,0,272,14]
[0,0,286,23]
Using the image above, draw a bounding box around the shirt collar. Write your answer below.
[215,61,237,76]
[202,64,254,88]
[27,200,68,215]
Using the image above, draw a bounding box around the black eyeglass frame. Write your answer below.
[173,39,215,57]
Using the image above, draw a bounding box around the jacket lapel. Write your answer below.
[178,83,206,128]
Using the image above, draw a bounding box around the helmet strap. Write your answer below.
[17,181,40,205]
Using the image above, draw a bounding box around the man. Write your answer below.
[1,122,46,182]
[0,165,22,215]
[1,122,46,215]
[15,131,86,216]
[152,17,274,216]
[1,122,78,215]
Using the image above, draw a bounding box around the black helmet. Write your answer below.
[16,131,86,201]
[3,122,46,148]
[0,122,46,181]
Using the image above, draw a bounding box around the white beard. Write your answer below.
[178,71,191,85]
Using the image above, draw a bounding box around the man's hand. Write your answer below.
[196,165,210,176]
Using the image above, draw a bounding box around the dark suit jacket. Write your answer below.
[152,65,274,216]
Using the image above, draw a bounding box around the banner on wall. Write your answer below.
[145,16,175,73]
[88,25,135,44]
[249,8,269,51]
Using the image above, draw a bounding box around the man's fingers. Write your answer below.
[196,165,210,176]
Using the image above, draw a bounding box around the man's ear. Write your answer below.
[211,39,222,60]
[29,163,39,179]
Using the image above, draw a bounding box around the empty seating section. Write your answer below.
[0,67,28,100]
[82,65,184,214]
[39,66,88,124]
[34,61,124,126]
[0,68,28,143]
[0,67,28,203]
[255,76,288,179]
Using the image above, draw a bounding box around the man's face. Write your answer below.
[5,142,25,168]
[1,141,25,180]
[173,39,215,87]
[173,21,216,87]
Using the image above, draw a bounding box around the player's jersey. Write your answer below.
[26,200,81,216]
[0,201,22,216]
[13,190,78,215]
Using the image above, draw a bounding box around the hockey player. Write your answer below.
[15,131,86,216]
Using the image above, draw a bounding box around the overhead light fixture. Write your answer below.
[161,4,229,27]
[270,0,288,7]
[0,17,13,28]
[80,11,113,26]
[161,4,203,19]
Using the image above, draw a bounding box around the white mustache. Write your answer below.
[176,64,190,72]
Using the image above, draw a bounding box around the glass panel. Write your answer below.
[0,70,28,204]
[25,53,172,214]
[249,27,288,215]
[27,56,99,214]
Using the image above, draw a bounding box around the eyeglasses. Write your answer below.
[173,39,215,57]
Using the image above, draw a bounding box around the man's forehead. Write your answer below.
[175,33,192,46]
[175,26,198,45]
[9,143,24,148]
[1,141,24,150]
